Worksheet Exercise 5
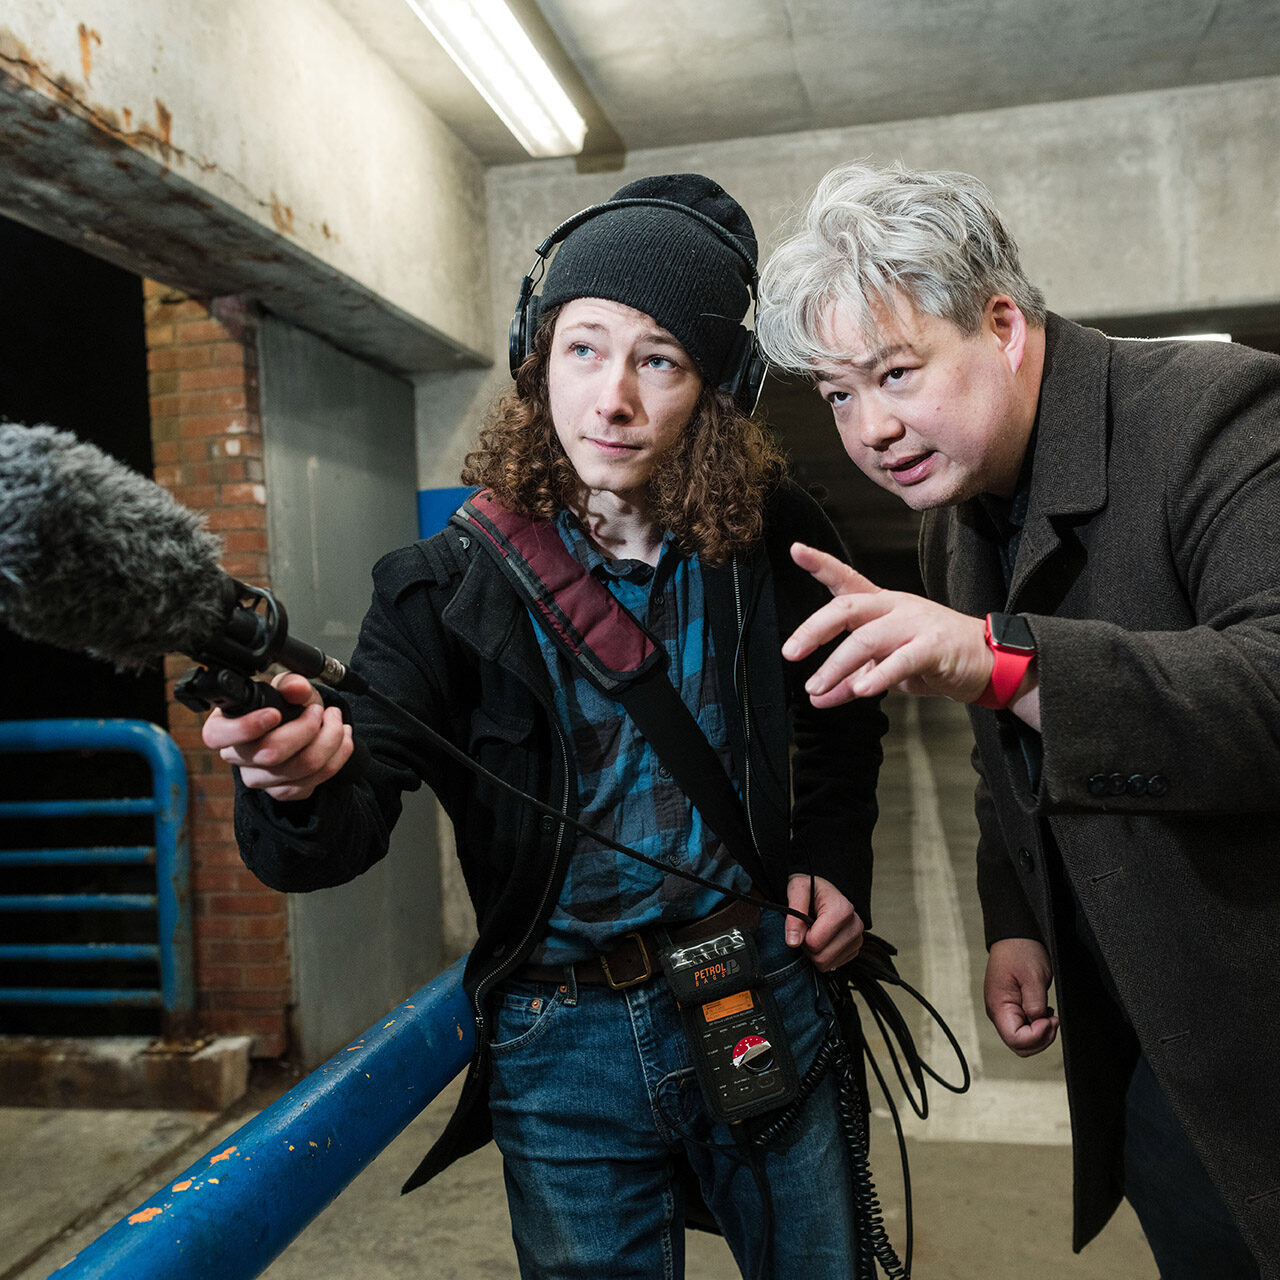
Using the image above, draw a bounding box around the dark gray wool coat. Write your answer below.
[921,314,1280,1272]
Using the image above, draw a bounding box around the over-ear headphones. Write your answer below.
[507,197,769,416]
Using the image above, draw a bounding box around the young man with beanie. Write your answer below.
[204,173,888,1278]
[757,159,1280,1278]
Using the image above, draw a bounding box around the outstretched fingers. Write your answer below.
[789,542,882,598]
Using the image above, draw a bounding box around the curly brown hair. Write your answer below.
[461,306,786,564]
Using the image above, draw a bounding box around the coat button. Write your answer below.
[541,815,556,832]
[1107,773,1127,796]
[1147,774,1169,797]
[1018,847,1035,873]
[1087,774,1108,797]
[1126,774,1147,797]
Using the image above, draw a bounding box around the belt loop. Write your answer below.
[559,964,579,1006]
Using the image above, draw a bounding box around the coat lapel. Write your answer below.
[1006,316,1112,612]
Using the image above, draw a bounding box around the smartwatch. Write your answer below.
[975,612,1036,710]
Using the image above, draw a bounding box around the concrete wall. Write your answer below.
[258,314,442,1067]
[414,74,1280,484]
[0,0,492,374]
[415,73,1280,957]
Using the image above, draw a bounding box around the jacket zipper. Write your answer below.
[732,555,763,861]
[469,715,572,1040]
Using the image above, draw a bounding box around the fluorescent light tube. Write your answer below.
[405,0,587,158]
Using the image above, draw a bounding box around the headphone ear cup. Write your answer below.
[525,296,542,364]
[508,281,543,378]
[719,329,769,415]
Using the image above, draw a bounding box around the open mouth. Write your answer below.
[886,451,934,483]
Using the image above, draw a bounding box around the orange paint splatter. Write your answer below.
[129,1207,164,1225]
[209,1146,238,1165]
[172,1180,193,1193]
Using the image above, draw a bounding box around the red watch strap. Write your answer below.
[975,615,1035,710]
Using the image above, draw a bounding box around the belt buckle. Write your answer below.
[600,932,654,990]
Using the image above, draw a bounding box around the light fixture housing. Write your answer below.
[405,0,587,158]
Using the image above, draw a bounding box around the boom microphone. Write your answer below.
[0,421,364,711]
[0,427,818,928]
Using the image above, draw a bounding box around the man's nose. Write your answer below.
[857,398,903,449]
[596,361,637,421]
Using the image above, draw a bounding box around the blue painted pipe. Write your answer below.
[0,798,161,818]
[0,894,157,911]
[50,957,475,1279]
[0,718,193,1020]
[0,943,159,962]
[0,847,155,865]
[0,987,162,1006]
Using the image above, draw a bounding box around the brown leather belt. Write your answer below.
[515,894,762,991]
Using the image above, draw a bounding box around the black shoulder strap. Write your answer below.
[454,491,772,891]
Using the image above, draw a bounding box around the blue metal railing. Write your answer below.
[0,718,194,1023]
[51,957,475,1279]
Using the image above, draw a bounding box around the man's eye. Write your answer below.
[882,367,908,384]
[827,390,850,404]
[571,343,593,357]
[646,355,675,370]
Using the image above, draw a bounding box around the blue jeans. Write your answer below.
[487,913,860,1279]
[1124,1053,1260,1278]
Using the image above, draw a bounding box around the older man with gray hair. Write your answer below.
[757,158,1280,1278]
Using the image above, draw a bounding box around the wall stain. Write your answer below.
[154,97,172,147]
[77,24,100,84]
[0,30,183,170]
[0,25,324,240]
[270,192,295,236]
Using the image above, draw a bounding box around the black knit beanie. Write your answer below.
[538,173,757,385]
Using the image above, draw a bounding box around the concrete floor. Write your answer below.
[2,695,1160,1279]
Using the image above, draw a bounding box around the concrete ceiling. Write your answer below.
[329,0,1280,580]
[333,0,1280,167]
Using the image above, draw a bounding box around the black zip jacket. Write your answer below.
[233,477,887,1191]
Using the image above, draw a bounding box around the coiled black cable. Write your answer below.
[748,933,971,1278]
[751,1032,904,1277]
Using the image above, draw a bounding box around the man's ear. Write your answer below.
[986,295,1028,374]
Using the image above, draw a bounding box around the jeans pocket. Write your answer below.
[762,954,833,1074]
[489,982,565,1055]
[761,950,807,986]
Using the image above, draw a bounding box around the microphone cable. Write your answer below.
[315,677,815,934]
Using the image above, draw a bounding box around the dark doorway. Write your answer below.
[0,216,163,1036]
[0,214,162,724]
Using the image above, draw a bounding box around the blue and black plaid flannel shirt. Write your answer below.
[527,511,753,966]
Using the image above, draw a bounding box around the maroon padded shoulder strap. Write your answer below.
[453,490,769,890]
[456,489,665,695]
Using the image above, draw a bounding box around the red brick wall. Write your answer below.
[143,282,290,1058]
